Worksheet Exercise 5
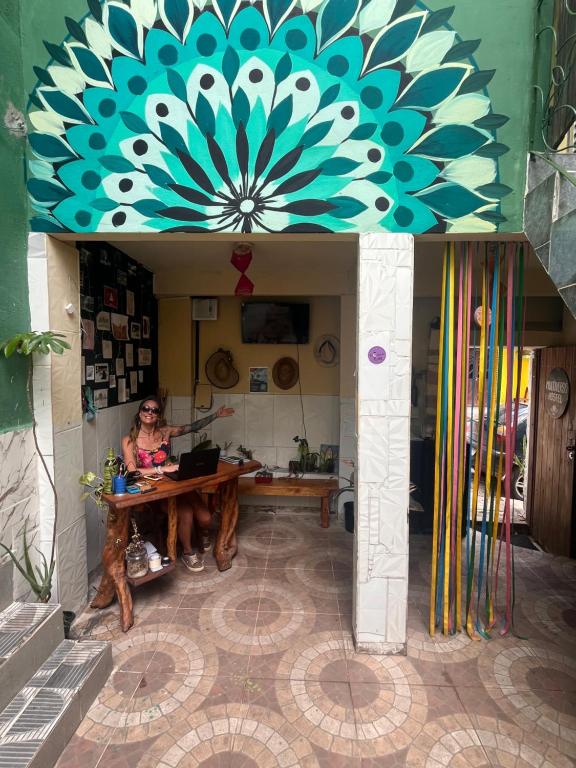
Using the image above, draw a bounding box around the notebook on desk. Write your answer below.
[163,448,220,481]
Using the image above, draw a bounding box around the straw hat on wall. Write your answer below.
[205,348,240,389]
[272,357,299,390]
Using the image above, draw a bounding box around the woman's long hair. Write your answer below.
[128,396,163,464]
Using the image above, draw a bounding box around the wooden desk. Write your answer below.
[90,460,260,632]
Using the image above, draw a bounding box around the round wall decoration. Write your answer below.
[272,357,299,389]
[205,348,240,389]
[544,367,570,419]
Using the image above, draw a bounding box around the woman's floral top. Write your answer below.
[136,440,170,469]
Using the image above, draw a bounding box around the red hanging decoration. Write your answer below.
[231,243,254,295]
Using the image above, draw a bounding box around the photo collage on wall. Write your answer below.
[79,242,158,410]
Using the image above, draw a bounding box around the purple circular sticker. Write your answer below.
[368,346,386,365]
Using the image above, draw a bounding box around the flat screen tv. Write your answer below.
[241,302,310,344]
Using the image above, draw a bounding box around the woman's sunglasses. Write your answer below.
[140,405,160,415]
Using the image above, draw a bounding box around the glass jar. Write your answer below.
[126,547,148,578]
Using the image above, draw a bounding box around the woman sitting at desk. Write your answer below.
[122,396,234,573]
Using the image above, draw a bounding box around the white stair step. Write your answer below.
[0,604,63,712]
[0,639,112,768]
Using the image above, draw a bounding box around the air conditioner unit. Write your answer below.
[192,298,218,321]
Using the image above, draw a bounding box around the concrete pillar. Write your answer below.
[353,233,414,654]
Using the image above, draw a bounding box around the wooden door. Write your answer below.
[529,346,576,557]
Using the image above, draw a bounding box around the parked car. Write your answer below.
[467,404,528,501]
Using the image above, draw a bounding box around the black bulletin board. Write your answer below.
[79,242,158,409]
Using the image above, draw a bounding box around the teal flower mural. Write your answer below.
[27,0,512,234]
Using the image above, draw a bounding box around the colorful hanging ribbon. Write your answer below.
[430,241,526,638]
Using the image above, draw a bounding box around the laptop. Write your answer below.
[163,448,221,481]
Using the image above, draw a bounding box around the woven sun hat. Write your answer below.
[205,348,239,389]
[313,335,340,367]
[272,357,299,390]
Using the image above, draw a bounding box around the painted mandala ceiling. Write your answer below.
[27,0,512,235]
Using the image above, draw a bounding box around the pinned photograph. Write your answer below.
[142,316,150,339]
[116,270,127,286]
[102,339,113,359]
[94,363,109,384]
[80,295,94,313]
[103,286,118,309]
[85,365,95,381]
[111,313,129,341]
[116,358,125,376]
[130,322,140,339]
[96,311,111,332]
[94,389,108,409]
[249,367,268,393]
[138,347,151,366]
[125,343,134,368]
[81,318,94,350]
[118,378,127,403]
[109,374,116,389]
[130,370,138,394]
[126,289,135,316]
[138,370,144,383]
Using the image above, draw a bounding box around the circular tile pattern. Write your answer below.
[520,593,576,647]
[479,643,576,758]
[276,631,427,757]
[138,704,320,767]
[80,624,218,744]
[406,714,573,768]
[199,581,315,655]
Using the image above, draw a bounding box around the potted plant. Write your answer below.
[293,436,319,473]
[0,331,70,609]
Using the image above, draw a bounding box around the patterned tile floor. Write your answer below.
[56,509,576,767]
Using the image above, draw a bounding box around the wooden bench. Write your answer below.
[237,477,339,528]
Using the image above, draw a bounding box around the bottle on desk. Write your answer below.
[103,448,118,494]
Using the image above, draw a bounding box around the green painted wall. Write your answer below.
[0,0,31,432]
[21,0,540,235]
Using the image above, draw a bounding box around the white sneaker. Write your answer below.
[181,553,204,572]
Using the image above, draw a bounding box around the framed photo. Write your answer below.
[118,378,127,403]
[319,444,339,474]
[116,358,125,376]
[142,316,150,339]
[94,363,109,384]
[130,370,138,394]
[81,319,94,350]
[85,365,94,381]
[138,347,151,366]
[103,286,118,309]
[109,374,116,389]
[249,367,268,393]
[111,313,129,341]
[94,389,108,409]
[96,311,111,332]
[80,295,94,313]
[102,339,113,359]
[130,322,141,339]
[125,343,134,368]
[116,269,127,286]
[126,289,135,316]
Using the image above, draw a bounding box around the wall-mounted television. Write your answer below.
[241,302,310,344]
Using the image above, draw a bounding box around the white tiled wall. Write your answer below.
[354,233,413,654]
[0,429,41,603]
[165,393,340,470]
[83,401,139,573]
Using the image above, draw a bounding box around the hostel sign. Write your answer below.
[545,368,570,418]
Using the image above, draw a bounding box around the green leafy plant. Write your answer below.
[0,522,55,603]
[0,330,70,602]
[292,436,319,472]
[79,471,106,509]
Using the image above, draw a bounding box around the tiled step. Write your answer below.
[0,639,112,768]
[0,604,63,712]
